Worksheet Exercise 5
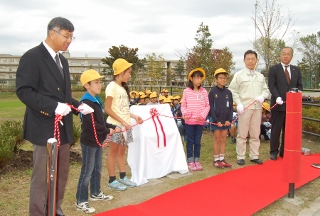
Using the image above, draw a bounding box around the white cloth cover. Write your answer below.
[128,104,189,186]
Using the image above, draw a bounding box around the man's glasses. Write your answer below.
[54,29,75,41]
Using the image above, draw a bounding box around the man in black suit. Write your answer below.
[268,47,303,160]
[16,17,93,216]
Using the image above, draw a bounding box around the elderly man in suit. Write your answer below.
[16,17,93,216]
[268,47,303,160]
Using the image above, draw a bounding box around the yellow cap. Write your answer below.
[130,91,139,98]
[145,89,151,94]
[158,95,165,101]
[80,69,104,86]
[149,93,157,98]
[113,58,133,75]
[174,96,181,100]
[262,102,270,111]
[163,97,172,103]
[140,94,146,99]
[214,68,228,77]
[188,68,206,81]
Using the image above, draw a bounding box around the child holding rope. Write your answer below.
[104,58,143,191]
[208,68,233,169]
[75,69,119,213]
[181,68,210,171]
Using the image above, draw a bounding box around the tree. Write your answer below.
[297,32,320,88]
[252,0,297,73]
[101,45,146,84]
[253,37,285,75]
[145,53,165,86]
[173,57,186,86]
[185,22,235,85]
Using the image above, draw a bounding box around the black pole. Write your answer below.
[288,183,295,198]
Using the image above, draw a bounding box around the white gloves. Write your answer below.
[237,104,244,114]
[55,102,71,116]
[78,103,94,115]
[255,95,264,103]
[276,97,284,105]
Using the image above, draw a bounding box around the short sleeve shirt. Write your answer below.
[105,81,130,125]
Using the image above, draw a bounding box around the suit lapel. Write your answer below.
[39,44,66,90]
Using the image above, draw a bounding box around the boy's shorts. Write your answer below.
[109,128,133,145]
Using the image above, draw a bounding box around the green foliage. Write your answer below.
[0,121,23,167]
[101,45,147,85]
[185,22,235,86]
[145,53,166,85]
[253,37,286,73]
[0,136,15,167]
[297,32,320,89]
[302,105,320,136]
[71,122,81,148]
[0,121,24,152]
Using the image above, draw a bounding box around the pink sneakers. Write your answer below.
[188,162,197,171]
[195,161,203,171]
[213,160,224,169]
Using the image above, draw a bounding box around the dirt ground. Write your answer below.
[1,137,320,215]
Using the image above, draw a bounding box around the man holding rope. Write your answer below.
[228,50,270,166]
[268,47,303,160]
[16,17,93,216]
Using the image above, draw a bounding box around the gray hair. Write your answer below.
[47,17,74,36]
[281,47,294,55]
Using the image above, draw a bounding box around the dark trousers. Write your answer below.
[29,144,70,216]
[270,111,286,155]
[185,124,203,162]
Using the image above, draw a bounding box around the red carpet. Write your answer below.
[96,154,320,216]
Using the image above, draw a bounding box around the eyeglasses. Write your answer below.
[54,29,75,41]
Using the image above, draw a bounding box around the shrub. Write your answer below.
[0,121,24,152]
[0,135,15,168]
[71,122,81,148]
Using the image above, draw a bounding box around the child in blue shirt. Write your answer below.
[208,68,233,169]
[75,69,120,214]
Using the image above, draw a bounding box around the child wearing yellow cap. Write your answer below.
[76,69,118,213]
[260,102,271,141]
[181,68,210,171]
[104,58,144,191]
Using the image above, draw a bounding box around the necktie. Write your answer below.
[284,65,290,84]
[55,54,64,79]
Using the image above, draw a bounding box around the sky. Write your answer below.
[0,0,319,72]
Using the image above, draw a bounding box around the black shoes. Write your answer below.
[237,159,245,165]
[270,154,277,160]
[250,159,263,165]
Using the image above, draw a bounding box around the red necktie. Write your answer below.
[284,65,290,84]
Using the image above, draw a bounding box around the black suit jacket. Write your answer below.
[268,63,303,112]
[16,42,80,146]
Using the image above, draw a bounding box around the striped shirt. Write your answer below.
[181,87,210,125]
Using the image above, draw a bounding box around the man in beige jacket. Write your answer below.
[228,50,270,166]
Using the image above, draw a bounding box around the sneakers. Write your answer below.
[213,160,224,169]
[220,159,232,168]
[118,176,137,187]
[231,137,236,143]
[188,162,197,171]
[108,180,127,191]
[75,202,95,214]
[90,191,113,201]
[194,161,203,171]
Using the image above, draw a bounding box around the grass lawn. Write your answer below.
[0,91,320,215]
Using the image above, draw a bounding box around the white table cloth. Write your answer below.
[128,104,189,186]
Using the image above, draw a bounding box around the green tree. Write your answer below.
[297,32,320,89]
[252,0,297,73]
[101,45,146,84]
[173,57,186,85]
[253,37,286,75]
[185,22,235,85]
[145,53,165,86]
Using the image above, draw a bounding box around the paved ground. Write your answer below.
[298,196,320,216]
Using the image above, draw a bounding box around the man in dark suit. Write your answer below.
[268,47,303,160]
[16,17,93,216]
